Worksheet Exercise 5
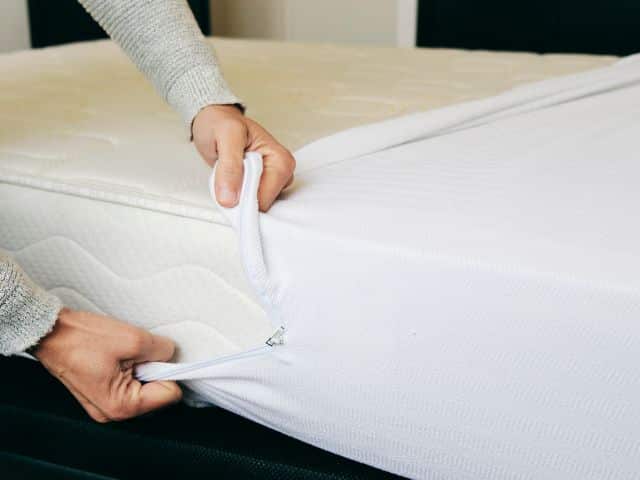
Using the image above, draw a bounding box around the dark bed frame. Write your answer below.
[3,2,639,480]
[27,0,211,48]
[417,0,640,56]
[28,0,640,56]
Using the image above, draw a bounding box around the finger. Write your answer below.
[133,380,183,417]
[57,375,110,423]
[214,123,247,207]
[197,138,218,167]
[131,332,176,364]
[284,173,295,189]
[102,369,181,420]
[258,150,296,212]
[193,120,218,167]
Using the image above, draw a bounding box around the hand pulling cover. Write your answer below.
[138,55,640,479]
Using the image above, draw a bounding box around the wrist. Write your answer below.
[191,104,246,143]
[191,104,243,140]
[31,307,72,360]
[166,64,242,125]
[0,256,62,356]
[197,103,244,120]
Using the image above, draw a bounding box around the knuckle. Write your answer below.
[274,149,296,175]
[193,135,208,152]
[197,146,218,165]
[206,152,219,164]
[283,151,296,171]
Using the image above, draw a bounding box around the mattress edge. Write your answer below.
[0,169,228,226]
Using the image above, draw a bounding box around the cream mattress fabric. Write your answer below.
[0,38,616,362]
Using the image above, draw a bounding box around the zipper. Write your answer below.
[136,156,287,383]
[265,325,285,346]
[136,325,285,382]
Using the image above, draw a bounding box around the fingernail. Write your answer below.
[218,184,238,205]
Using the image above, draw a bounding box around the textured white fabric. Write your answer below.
[138,55,640,479]
[1,40,612,363]
[0,38,634,477]
[0,182,271,363]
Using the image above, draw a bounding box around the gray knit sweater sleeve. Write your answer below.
[0,252,62,356]
[79,0,242,123]
[0,1,240,354]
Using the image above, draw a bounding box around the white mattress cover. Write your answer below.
[138,55,640,479]
[0,39,615,362]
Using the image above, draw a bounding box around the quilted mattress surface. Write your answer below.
[0,38,615,362]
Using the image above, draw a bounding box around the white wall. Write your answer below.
[0,0,30,53]
[0,1,417,53]
[285,0,398,46]
[210,0,417,47]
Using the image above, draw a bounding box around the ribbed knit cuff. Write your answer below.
[166,64,244,126]
[0,259,62,356]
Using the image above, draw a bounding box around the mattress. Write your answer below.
[137,55,640,479]
[0,38,615,364]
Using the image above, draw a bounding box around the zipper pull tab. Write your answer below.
[265,326,285,347]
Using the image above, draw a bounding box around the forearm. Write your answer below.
[78,0,241,123]
[0,252,62,356]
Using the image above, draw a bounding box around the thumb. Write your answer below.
[133,380,183,417]
[215,125,247,207]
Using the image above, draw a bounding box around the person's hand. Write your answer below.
[192,105,296,212]
[33,308,182,423]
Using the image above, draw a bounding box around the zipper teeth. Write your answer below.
[137,344,270,382]
[137,325,285,382]
[237,154,283,332]
[138,156,282,384]
[265,326,286,346]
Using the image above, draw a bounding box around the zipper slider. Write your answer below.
[265,326,285,347]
